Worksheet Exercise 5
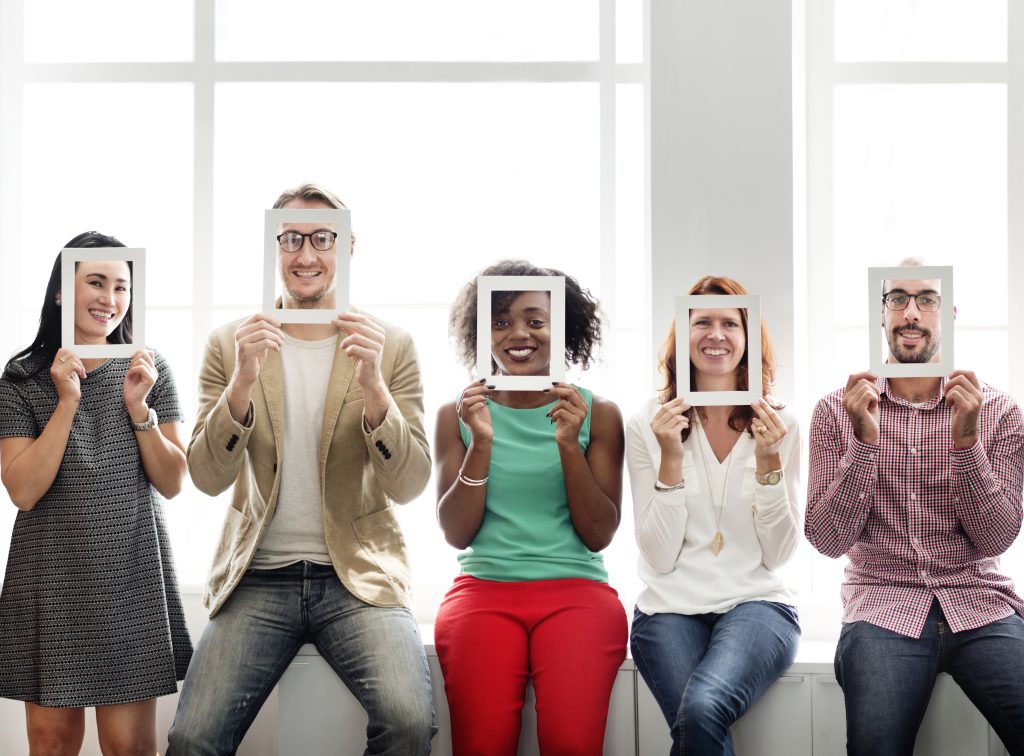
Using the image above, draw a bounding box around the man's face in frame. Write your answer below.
[882,277,942,365]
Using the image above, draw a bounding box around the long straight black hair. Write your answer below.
[4,231,131,381]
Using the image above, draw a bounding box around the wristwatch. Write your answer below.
[755,469,783,486]
[131,407,158,432]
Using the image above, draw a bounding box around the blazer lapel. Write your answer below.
[320,342,356,467]
[259,348,286,463]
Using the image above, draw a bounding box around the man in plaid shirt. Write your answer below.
[807,265,1024,755]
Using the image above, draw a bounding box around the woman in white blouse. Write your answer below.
[627,275,801,755]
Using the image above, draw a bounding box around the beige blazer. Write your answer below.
[187,314,431,617]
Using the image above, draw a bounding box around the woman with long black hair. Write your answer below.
[0,232,191,754]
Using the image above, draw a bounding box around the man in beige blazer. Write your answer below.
[167,184,434,755]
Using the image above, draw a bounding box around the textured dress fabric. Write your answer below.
[0,352,192,707]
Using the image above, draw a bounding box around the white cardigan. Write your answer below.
[626,397,801,615]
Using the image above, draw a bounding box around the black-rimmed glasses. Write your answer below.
[882,291,941,312]
[276,230,338,253]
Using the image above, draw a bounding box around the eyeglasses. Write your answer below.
[882,291,941,312]
[276,230,338,253]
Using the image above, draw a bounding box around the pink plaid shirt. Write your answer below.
[807,377,1024,637]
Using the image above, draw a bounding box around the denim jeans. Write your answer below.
[835,600,1024,756]
[631,601,800,756]
[166,562,435,756]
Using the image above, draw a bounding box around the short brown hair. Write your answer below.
[272,183,347,210]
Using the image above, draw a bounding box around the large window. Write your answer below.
[0,0,647,617]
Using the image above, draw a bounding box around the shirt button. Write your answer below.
[910,493,917,500]
[920,569,928,579]
[859,493,865,500]
[911,447,917,454]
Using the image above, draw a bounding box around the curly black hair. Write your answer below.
[449,259,603,373]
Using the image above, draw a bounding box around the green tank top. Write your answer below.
[457,386,609,582]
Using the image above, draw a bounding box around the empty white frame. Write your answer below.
[676,294,762,406]
[263,208,351,324]
[869,266,954,378]
[476,275,566,391]
[61,247,145,359]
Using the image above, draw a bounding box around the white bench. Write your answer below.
[279,631,1009,756]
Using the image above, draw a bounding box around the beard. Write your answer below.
[283,274,332,308]
[886,323,940,364]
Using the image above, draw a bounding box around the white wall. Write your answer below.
[649,0,795,402]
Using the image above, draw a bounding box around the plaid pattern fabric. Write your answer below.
[807,377,1024,638]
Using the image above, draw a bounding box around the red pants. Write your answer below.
[435,575,627,756]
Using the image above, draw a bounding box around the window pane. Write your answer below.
[216,0,597,62]
[213,82,599,307]
[24,0,193,62]
[21,84,194,308]
[833,85,1006,329]
[616,0,644,64]
[834,0,1006,62]
[616,83,645,330]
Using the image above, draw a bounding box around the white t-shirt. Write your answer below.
[251,332,337,569]
[626,397,801,615]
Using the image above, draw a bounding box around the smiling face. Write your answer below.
[688,307,747,387]
[277,197,338,309]
[72,260,131,345]
[883,277,942,364]
[490,290,552,376]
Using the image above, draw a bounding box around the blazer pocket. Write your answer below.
[352,507,411,595]
[208,506,252,594]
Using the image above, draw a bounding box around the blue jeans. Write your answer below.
[835,600,1024,756]
[631,601,800,756]
[166,562,435,756]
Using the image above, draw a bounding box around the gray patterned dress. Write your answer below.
[0,351,192,707]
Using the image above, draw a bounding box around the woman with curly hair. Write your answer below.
[434,260,627,755]
[627,275,801,754]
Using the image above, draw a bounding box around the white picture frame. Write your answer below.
[476,275,566,391]
[263,208,351,324]
[868,266,954,378]
[61,247,145,359]
[675,294,762,407]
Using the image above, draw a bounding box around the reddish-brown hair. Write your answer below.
[657,275,779,439]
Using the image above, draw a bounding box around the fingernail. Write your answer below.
[486,384,495,389]
[551,381,559,386]
[478,378,487,384]
[542,388,551,393]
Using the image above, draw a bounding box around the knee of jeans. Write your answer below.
[371,696,436,749]
[680,679,740,730]
[166,714,227,756]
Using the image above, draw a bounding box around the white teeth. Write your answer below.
[703,348,728,356]
[89,310,113,320]
[507,348,534,357]
[294,271,320,277]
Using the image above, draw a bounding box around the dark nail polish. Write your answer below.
[542,388,551,393]
[478,378,487,384]
[486,384,495,389]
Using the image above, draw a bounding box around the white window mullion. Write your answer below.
[1008,0,1024,400]
[193,0,215,359]
[600,0,618,391]
[805,0,835,405]
[0,0,25,345]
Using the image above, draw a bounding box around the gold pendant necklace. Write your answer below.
[696,418,734,557]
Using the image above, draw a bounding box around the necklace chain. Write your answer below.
[695,418,734,556]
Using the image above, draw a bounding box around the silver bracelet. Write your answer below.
[654,479,685,492]
[458,473,489,487]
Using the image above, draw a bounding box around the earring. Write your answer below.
[55,297,62,307]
